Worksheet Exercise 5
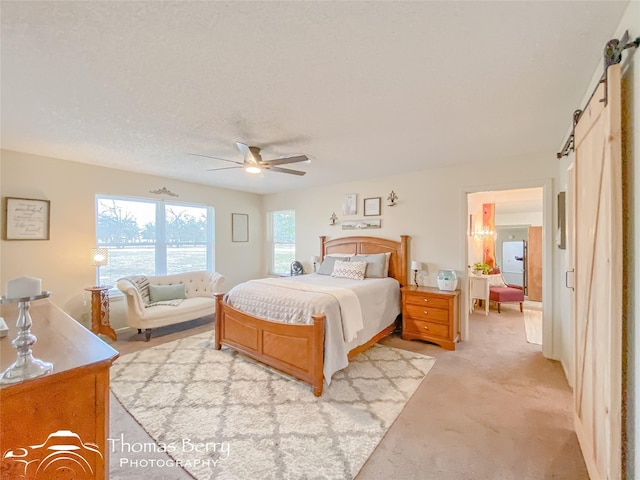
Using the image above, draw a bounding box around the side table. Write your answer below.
[85,286,117,340]
[469,275,489,316]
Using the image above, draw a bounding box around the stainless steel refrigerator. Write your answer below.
[502,240,527,293]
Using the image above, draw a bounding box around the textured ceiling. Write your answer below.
[0,1,629,194]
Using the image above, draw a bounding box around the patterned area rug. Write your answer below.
[110,330,435,479]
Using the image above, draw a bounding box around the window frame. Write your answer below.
[269,209,296,276]
[95,195,215,285]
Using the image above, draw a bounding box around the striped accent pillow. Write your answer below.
[332,260,367,281]
[128,275,151,306]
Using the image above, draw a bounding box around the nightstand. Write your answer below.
[401,286,460,350]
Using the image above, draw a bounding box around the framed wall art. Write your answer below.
[232,213,249,242]
[342,219,381,230]
[343,194,357,216]
[4,197,51,240]
[557,192,566,250]
[363,197,381,216]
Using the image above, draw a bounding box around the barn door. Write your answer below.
[572,64,622,480]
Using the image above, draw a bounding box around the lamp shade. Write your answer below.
[90,248,109,267]
[311,256,321,264]
[410,261,422,271]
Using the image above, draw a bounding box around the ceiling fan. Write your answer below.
[191,142,310,176]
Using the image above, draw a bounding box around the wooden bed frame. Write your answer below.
[214,235,408,396]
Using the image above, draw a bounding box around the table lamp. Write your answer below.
[90,248,109,286]
[410,261,422,287]
[311,256,321,273]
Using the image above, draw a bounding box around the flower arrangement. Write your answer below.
[473,262,491,275]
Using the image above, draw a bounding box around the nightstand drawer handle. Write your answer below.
[423,326,429,330]
[423,299,429,302]
[423,310,428,315]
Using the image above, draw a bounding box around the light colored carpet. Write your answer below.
[524,309,543,345]
[110,330,435,480]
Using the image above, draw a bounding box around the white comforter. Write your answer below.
[224,274,401,383]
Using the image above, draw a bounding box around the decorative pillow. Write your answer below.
[382,252,391,277]
[317,255,351,275]
[351,253,389,278]
[331,260,367,280]
[128,275,151,306]
[148,284,187,303]
[487,274,507,288]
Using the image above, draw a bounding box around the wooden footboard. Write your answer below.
[215,293,326,396]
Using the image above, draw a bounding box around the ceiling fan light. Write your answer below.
[245,166,262,174]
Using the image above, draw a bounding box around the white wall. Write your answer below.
[555,1,639,475]
[495,211,542,226]
[0,150,263,327]
[264,151,558,349]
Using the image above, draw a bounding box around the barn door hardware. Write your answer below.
[557,31,639,159]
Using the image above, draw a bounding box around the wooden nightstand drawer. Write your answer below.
[404,318,449,338]
[404,294,449,309]
[405,304,449,323]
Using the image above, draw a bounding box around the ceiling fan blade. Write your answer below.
[264,166,307,176]
[236,142,263,165]
[206,166,242,172]
[260,155,310,166]
[189,153,244,166]
[236,142,251,159]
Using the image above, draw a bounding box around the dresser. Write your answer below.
[0,300,119,479]
[401,286,460,350]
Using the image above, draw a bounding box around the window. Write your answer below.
[270,210,295,275]
[96,196,215,285]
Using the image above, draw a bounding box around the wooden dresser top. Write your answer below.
[1,300,118,389]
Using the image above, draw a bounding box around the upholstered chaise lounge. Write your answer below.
[117,270,224,340]
[488,268,524,313]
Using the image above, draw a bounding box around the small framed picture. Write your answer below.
[363,197,381,216]
[4,197,51,240]
[343,193,357,216]
[232,213,249,242]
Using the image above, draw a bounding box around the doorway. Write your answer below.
[467,187,544,348]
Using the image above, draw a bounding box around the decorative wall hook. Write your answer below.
[329,212,339,225]
[149,187,178,197]
[387,190,398,207]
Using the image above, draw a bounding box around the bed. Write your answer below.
[214,235,408,396]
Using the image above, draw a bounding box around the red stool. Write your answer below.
[489,284,524,313]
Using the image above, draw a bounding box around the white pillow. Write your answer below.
[332,260,367,280]
[487,273,507,287]
[382,252,391,277]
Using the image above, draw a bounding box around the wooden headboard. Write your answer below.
[319,235,409,287]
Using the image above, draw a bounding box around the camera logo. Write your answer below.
[2,430,103,479]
